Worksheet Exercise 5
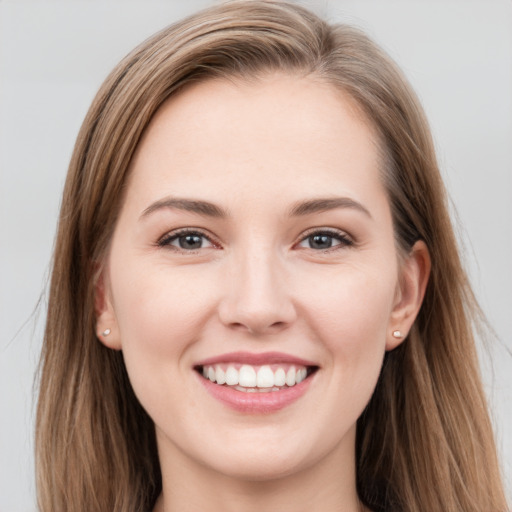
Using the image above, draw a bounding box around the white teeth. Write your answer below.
[274,367,286,386]
[296,368,307,383]
[239,365,257,387]
[235,386,282,393]
[225,366,239,386]
[256,365,274,388]
[201,363,312,389]
[216,367,226,385]
[285,367,296,387]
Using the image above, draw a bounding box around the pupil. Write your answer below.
[310,234,332,249]
[179,234,202,249]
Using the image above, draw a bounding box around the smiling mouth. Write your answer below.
[195,363,319,393]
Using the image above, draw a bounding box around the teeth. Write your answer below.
[216,366,226,385]
[296,368,307,383]
[285,367,296,386]
[274,367,286,386]
[200,363,311,389]
[225,366,239,386]
[235,386,282,393]
[239,365,257,387]
[256,365,274,388]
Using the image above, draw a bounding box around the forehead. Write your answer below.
[124,72,386,215]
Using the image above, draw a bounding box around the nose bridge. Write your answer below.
[219,241,296,334]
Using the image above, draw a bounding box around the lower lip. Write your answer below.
[197,373,315,413]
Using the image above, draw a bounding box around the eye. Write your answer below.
[297,229,353,250]
[158,229,216,252]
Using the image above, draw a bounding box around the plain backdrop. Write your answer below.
[1,1,511,510]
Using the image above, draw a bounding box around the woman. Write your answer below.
[35,1,509,511]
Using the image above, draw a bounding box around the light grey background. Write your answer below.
[1,1,510,510]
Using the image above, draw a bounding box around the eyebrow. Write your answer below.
[288,197,372,218]
[140,197,228,219]
[140,197,228,220]
[140,196,371,220]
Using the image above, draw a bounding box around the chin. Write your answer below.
[186,424,344,483]
[202,449,310,482]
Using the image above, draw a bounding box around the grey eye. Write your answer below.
[161,231,214,250]
[308,234,336,249]
[297,230,352,251]
[176,234,205,250]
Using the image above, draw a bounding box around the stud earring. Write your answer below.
[392,330,403,339]
[102,328,111,337]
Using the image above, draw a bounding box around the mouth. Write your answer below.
[193,351,319,412]
[194,363,319,393]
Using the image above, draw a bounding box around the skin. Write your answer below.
[96,73,430,512]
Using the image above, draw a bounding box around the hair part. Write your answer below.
[36,2,508,511]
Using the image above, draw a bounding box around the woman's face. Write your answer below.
[98,73,422,481]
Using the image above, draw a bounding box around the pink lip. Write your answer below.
[195,351,317,367]
[194,351,319,414]
[196,373,315,414]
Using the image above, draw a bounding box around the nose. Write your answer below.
[218,250,297,336]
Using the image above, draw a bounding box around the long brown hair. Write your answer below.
[36,2,508,511]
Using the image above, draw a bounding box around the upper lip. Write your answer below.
[195,351,318,367]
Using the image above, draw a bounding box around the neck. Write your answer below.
[154,426,365,512]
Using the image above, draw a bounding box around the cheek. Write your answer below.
[298,263,397,360]
[113,260,211,336]
[109,261,220,386]
[109,265,213,417]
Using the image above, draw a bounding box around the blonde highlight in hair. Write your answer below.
[36,2,508,511]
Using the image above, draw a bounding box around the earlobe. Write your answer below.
[94,268,122,350]
[386,240,431,351]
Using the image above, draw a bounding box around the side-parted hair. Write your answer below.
[36,2,508,511]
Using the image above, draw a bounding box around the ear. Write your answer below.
[386,240,431,351]
[94,266,122,350]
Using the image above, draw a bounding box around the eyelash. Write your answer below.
[297,228,354,251]
[157,228,219,253]
[157,228,353,254]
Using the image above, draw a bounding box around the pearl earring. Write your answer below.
[102,328,111,337]
[392,330,403,339]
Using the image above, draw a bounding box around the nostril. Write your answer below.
[246,321,285,335]
[228,322,251,333]
[226,321,286,335]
